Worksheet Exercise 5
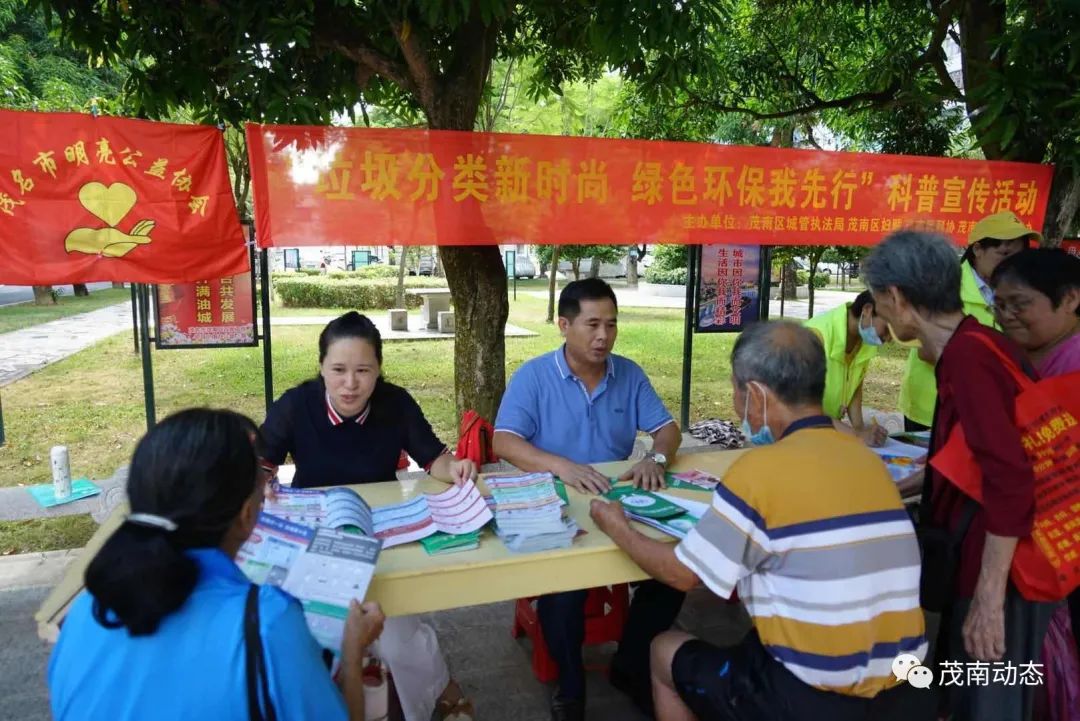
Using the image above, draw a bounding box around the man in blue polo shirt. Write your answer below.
[494,278,683,721]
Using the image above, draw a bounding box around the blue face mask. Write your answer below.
[740,383,775,446]
[858,314,884,347]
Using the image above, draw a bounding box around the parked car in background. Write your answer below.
[417,254,435,276]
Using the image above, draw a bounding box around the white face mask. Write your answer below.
[740,382,775,446]
[858,314,884,346]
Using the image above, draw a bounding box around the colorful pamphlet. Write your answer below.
[372,480,492,548]
[665,470,721,492]
[237,513,382,651]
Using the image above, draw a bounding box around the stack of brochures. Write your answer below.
[486,472,579,553]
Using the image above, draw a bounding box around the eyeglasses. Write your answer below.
[993,296,1035,316]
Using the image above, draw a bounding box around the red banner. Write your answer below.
[1064,239,1079,256]
[247,125,1053,248]
[155,250,256,349]
[0,110,247,285]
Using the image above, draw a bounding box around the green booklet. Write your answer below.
[604,486,687,519]
[420,530,481,555]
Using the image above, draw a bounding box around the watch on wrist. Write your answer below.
[645,451,667,468]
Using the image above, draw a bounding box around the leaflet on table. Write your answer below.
[869,440,926,483]
[281,527,382,651]
[372,480,492,548]
[264,487,375,535]
[665,470,721,492]
[605,487,708,539]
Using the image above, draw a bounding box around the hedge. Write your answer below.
[326,265,399,280]
[273,276,448,309]
[643,266,688,285]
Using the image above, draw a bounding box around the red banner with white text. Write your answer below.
[0,110,247,285]
[246,125,1053,248]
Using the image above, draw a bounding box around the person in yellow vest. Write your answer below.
[804,291,891,445]
[898,211,1040,431]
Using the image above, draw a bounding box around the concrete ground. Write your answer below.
[0,551,750,721]
[0,303,133,387]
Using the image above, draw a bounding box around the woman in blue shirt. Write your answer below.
[48,408,384,721]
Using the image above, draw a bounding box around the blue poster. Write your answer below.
[696,245,763,333]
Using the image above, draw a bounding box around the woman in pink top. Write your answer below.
[991,248,1080,376]
[992,248,1080,721]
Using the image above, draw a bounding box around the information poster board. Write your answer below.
[696,244,764,333]
[155,245,258,349]
[283,248,300,270]
[352,250,372,267]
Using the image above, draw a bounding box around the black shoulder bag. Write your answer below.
[245,585,279,721]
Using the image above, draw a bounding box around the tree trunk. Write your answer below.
[571,259,581,280]
[627,256,639,288]
[547,246,561,324]
[32,286,56,305]
[395,245,407,308]
[840,266,846,291]
[112,282,126,289]
[439,245,508,423]
[73,284,89,297]
[779,279,786,317]
[807,269,817,319]
[588,257,601,279]
[1042,164,1080,247]
[781,263,797,300]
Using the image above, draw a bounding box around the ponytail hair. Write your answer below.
[85,409,261,636]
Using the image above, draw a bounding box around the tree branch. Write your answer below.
[388,16,438,111]
[311,4,418,99]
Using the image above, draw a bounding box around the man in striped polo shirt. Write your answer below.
[590,321,928,720]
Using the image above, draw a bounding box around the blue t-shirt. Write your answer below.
[49,549,346,721]
[494,346,674,465]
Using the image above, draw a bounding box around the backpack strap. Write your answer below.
[245,585,278,721]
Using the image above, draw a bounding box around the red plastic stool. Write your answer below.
[511,584,631,683]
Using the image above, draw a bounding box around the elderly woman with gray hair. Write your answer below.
[863,230,1053,721]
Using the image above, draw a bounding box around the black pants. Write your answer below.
[536,581,685,699]
[671,631,933,721]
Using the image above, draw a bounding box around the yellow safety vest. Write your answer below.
[804,303,879,420]
[898,261,998,425]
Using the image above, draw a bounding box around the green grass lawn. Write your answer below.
[0,288,130,335]
[0,279,907,552]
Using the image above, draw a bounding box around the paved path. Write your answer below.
[0,283,114,308]
[770,289,857,320]
[0,303,133,387]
